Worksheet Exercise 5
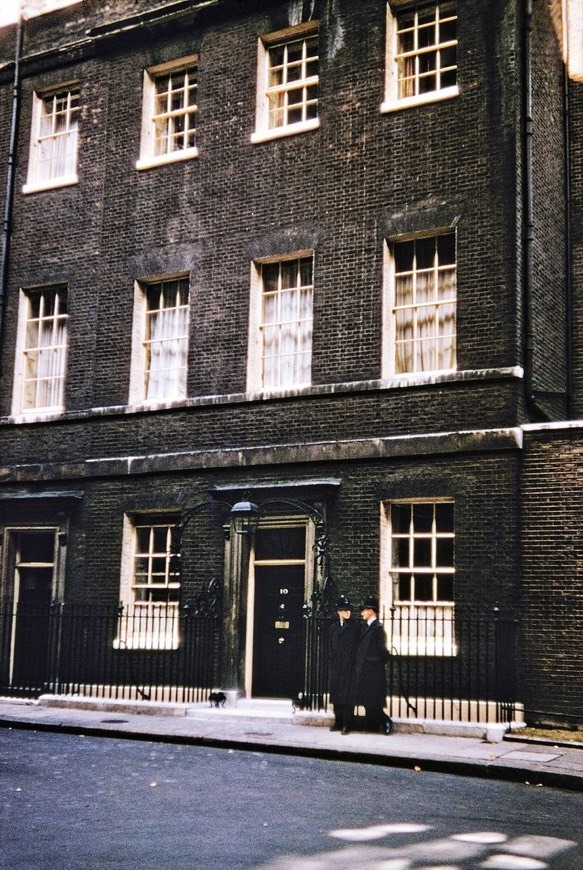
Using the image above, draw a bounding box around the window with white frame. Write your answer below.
[137,57,198,169]
[251,23,319,143]
[247,254,313,390]
[382,2,458,112]
[117,515,181,650]
[565,0,583,80]
[13,285,68,414]
[383,501,455,655]
[130,276,190,404]
[24,86,79,192]
[386,232,456,376]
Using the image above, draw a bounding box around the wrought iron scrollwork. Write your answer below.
[184,577,222,619]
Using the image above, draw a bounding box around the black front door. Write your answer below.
[252,565,305,698]
[12,567,53,686]
[9,530,57,689]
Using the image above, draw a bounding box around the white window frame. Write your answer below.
[380,499,455,656]
[12,285,68,415]
[129,274,190,406]
[382,231,456,379]
[247,251,314,392]
[116,514,181,650]
[23,84,79,193]
[381,2,458,113]
[565,0,583,80]
[251,22,320,144]
[136,55,199,170]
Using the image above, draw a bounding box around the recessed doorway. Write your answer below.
[248,522,309,699]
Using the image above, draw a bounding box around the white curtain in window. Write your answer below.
[23,292,67,410]
[38,130,77,181]
[437,266,456,369]
[146,293,188,401]
[261,259,313,388]
[38,93,78,182]
[297,284,312,384]
[395,273,414,373]
[36,318,67,407]
[279,286,296,385]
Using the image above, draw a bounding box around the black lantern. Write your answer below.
[230,496,260,536]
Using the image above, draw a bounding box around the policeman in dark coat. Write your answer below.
[327,595,359,733]
[351,596,392,734]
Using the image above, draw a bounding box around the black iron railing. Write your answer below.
[0,596,519,724]
[302,607,520,724]
[0,581,221,704]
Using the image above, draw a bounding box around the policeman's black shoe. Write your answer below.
[384,718,394,735]
[330,724,342,731]
[341,728,350,735]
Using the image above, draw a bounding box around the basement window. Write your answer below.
[382,500,456,656]
[116,515,181,650]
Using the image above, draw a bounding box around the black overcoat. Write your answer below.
[351,619,388,709]
[328,618,359,705]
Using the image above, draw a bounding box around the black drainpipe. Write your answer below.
[0,12,24,355]
[563,20,573,418]
[522,0,551,422]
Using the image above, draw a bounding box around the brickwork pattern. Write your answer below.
[0,0,578,722]
[521,430,583,720]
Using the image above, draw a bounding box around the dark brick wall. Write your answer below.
[0,0,578,722]
[0,380,521,469]
[60,451,521,615]
[521,429,583,721]
[569,72,583,416]
[529,0,568,409]
[0,0,543,425]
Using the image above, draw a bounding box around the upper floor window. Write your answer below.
[384,232,456,377]
[382,2,458,112]
[23,86,79,193]
[247,254,313,391]
[130,276,190,404]
[251,23,319,143]
[117,515,181,650]
[137,57,198,170]
[13,285,68,414]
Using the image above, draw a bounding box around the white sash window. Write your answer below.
[24,87,79,192]
[17,286,68,413]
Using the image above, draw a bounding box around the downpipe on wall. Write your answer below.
[0,12,23,367]
[522,0,571,421]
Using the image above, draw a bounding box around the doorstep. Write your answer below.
[38,694,189,717]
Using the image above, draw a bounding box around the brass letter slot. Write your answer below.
[274,620,290,629]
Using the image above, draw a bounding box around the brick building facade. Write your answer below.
[0,0,580,724]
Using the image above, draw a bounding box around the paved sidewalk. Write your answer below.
[0,697,581,792]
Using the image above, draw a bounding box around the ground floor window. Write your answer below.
[117,514,181,649]
[382,500,455,655]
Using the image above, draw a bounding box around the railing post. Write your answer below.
[45,600,63,695]
[493,606,519,723]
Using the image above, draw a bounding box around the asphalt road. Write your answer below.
[1,729,581,869]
